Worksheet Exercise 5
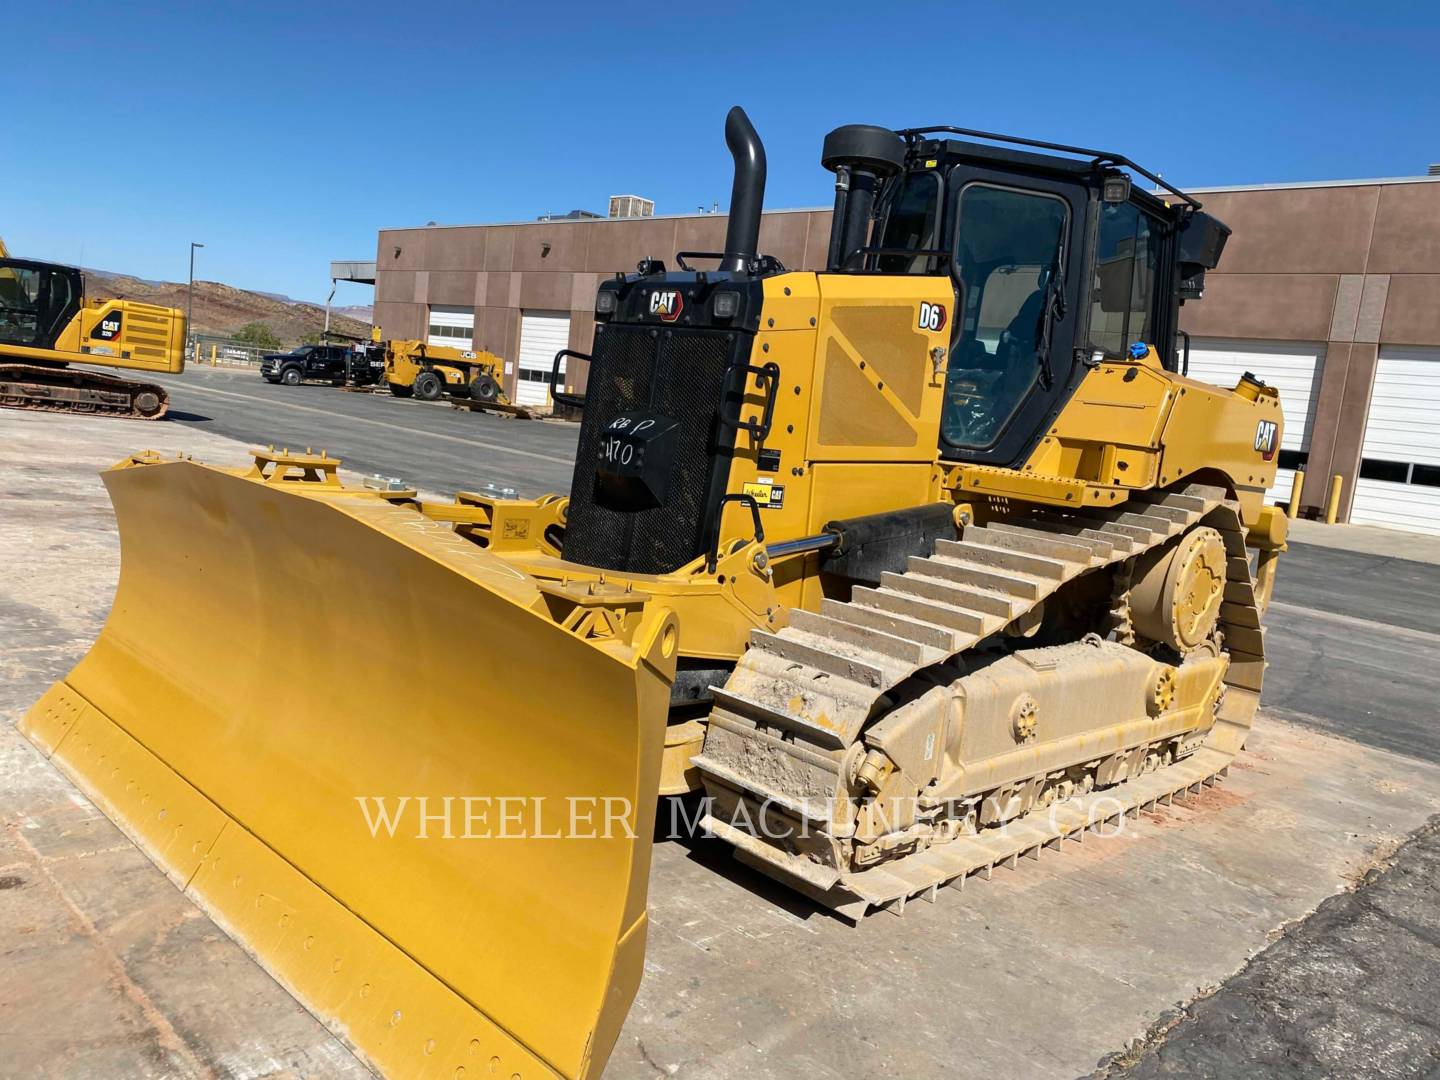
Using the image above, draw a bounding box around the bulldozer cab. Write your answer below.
[559,115,1233,581]
[0,258,83,350]
[857,131,1231,470]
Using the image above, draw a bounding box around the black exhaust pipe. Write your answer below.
[720,106,766,275]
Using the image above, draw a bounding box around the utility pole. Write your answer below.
[187,242,205,357]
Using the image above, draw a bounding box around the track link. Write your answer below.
[0,364,170,420]
[693,483,1264,920]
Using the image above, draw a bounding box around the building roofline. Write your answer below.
[1159,175,1440,196]
[382,174,1440,235]
[378,206,830,234]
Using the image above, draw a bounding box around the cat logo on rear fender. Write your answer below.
[649,290,683,322]
[1254,419,1278,460]
[94,312,123,340]
[919,302,947,332]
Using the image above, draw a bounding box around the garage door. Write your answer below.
[516,311,570,408]
[427,306,474,351]
[1184,339,1325,508]
[1350,346,1440,535]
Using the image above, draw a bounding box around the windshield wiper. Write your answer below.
[1033,276,1065,389]
[1033,228,1067,389]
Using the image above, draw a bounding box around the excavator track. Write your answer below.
[0,363,170,419]
[693,482,1264,920]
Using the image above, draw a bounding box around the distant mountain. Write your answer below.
[82,269,371,348]
[333,304,373,323]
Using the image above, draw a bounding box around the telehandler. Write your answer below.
[0,236,186,418]
[378,334,508,403]
[23,108,1285,1079]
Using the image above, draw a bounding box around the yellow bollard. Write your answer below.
[1325,473,1344,524]
[1287,467,1305,519]
[210,344,218,367]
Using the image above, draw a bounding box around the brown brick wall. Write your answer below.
[375,209,832,399]
[1176,179,1440,517]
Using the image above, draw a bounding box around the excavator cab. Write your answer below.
[0,258,83,349]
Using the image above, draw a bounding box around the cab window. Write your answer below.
[0,267,40,345]
[941,183,1068,449]
[876,172,941,273]
[0,266,74,347]
[1088,202,1158,356]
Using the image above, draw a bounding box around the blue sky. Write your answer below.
[5,1,1437,302]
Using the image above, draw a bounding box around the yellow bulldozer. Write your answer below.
[0,235,186,419]
[23,109,1286,1078]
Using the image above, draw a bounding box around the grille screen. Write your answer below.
[562,324,744,574]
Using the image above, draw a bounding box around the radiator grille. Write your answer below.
[562,323,744,574]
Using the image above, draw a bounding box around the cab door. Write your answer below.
[0,261,81,349]
[936,167,1089,468]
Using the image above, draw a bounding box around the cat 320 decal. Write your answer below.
[93,311,123,340]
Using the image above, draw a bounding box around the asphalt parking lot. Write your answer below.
[156,364,578,496]
[3,376,1438,1079]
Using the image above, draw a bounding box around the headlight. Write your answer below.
[712,289,740,320]
[595,289,617,315]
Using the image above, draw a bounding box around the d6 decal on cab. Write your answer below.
[918,302,947,332]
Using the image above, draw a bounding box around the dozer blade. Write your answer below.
[21,453,679,1080]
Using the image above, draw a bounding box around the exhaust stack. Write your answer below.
[720,106,766,274]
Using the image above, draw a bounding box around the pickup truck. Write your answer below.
[259,344,383,387]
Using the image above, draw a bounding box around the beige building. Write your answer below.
[374,172,1440,532]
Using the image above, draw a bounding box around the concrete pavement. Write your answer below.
[1288,516,1440,565]
[1101,817,1440,1079]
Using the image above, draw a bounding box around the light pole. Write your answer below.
[187,242,204,357]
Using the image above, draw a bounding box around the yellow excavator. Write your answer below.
[23,109,1286,1078]
[0,235,186,419]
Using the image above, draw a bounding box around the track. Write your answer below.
[0,364,169,420]
[694,482,1264,920]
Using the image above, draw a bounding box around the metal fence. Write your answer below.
[190,336,272,367]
